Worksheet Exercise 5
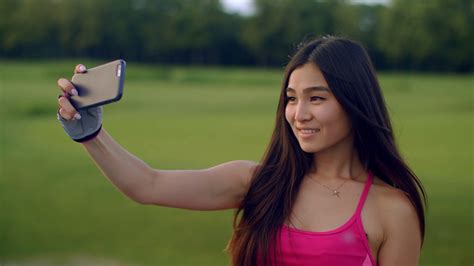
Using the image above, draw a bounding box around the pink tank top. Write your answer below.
[261,170,377,266]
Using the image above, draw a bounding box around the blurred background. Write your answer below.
[0,0,472,71]
[0,0,472,265]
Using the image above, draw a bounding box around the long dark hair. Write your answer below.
[225,36,427,266]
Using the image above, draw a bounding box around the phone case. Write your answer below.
[70,59,126,110]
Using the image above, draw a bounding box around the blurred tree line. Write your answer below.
[0,0,472,71]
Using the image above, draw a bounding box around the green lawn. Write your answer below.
[0,60,472,265]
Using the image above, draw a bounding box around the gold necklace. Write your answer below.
[308,177,348,198]
[307,171,364,198]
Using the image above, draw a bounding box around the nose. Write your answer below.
[294,101,312,122]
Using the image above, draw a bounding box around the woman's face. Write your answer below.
[285,63,353,153]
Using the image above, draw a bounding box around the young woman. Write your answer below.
[56,36,427,266]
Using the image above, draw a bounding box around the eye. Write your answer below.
[311,96,325,101]
[286,96,296,102]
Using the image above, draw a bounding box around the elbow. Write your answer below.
[133,197,152,205]
[129,187,158,205]
[120,189,151,205]
[130,167,157,205]
[132,189,157,205]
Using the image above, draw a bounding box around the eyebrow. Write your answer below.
[285,86,331,94]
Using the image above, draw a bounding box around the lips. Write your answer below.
[297,127,320,138]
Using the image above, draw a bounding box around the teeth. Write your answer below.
[300,129,319,133]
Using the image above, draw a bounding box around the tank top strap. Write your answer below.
[354,170,373,216]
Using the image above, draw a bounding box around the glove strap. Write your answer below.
[73,124,103,143]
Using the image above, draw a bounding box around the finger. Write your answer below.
[59,108,75,121]
[58,96,81,119]
[75,64,87,74]
[57,78,78,96]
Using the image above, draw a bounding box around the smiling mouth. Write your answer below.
[298,128,320,138]
[299,129,320,134]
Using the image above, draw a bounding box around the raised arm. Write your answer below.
[57,64,258,211]
[81,128,258,210]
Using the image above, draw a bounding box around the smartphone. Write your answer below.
[69,59,126,110]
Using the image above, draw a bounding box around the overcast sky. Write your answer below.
[221,0,391,16]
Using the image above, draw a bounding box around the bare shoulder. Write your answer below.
[210,159,259,173]
[216,159,259,173]
[375,180,417,213]
[371,177,419,225]
[371,176,422,264]
[211,160,260,195]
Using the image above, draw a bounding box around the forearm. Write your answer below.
[81,128,153,203]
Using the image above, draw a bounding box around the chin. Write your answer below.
[299,143,323,153]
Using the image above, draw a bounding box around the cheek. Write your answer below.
[320,105,351,133]
[285,106,293,123]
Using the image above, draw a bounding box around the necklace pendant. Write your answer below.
[333,190,340,198]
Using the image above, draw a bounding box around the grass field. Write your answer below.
[0,60,472,265]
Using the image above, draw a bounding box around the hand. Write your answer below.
[57,64,103,143]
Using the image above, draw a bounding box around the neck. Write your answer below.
[310,134,365,181]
